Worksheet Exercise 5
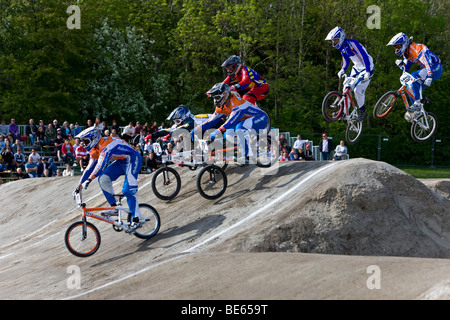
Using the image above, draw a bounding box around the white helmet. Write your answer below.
[75,126,102,151]
[325,26,345,49]
[387,32,411,57]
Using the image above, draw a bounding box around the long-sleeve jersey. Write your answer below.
[339,39,374,73]
[403,42,441,75]
[80,136,141,183]
[197,94,266,133]
[223,66,267,90]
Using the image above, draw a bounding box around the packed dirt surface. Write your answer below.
[0,158,449,300]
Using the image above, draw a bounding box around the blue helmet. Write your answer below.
[75,126,102,151]
[166,105,192,125]
[325,27,345,49]
[387,32,411,57]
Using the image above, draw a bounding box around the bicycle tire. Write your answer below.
[65,221,101,258]
[411,111,438,142]
[196,164,227,200]
[322,91,344,122]
[133,204,161,240]
[345,119,363,144]
[373,91,398,119]
[151,166,181,200]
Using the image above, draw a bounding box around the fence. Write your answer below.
[282,132,450,167]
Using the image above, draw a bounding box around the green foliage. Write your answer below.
[0,0,448,165]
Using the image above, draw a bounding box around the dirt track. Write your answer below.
[0,158,449,300]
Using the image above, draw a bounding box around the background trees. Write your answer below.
[0,0,448,163]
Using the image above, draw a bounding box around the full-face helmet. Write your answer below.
[325,26,345,49]
[387,32,411,57]
[206,83,232,108]
[75,126,102,151]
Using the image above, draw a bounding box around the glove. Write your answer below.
[364,71,370,81]
[395,59,405,71]
[210,129,221,142]
[81,178,92,190]
[231,84,240,91]
[424,76,432,87]
[337,69,345,79]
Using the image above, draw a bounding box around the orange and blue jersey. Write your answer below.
[223,66,267,90]
[403,42,441,75]
[197,94,267,134]
[80,136,142,183]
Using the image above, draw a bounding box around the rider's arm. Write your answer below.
[79,157,97,184]
[418,47,435,76]
[349,39,372,73]
[195,112,226,132]
[236,66,252,90]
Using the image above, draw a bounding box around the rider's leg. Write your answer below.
[242,84,269,105]
[121,154,143,219]
[235,113,269,161]
[351,68,372,121]
[410,65,442,111]
[98,161,123,206]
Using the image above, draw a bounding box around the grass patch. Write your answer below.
[396,166,450,179]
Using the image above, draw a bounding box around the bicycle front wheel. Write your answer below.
[322,91,344,122]
[411,112,438,142]
[134,204,161,240]
[151,166,181,200]
[65,221,101,258]
[345,119,363,144]
[196,165,227,200]
[373,91,398,119]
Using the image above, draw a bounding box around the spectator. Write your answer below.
[44,123,56,147]
[304,144,314,161]
[28,148,41,163]
[67,134,76,146]
[61,138,76,165]
[146,152,158,174]
[104,129,110,136]
[110,120,121,137]
[25,119,38,146]
[60,121,69,139]
[122,122,135,143]
[73,137,80,150]
[54,132,64,161]
[297,148,306,161]
[12,138,24,154]
[94,117,103,131]
[279,134,288,153]
[293,135,308,150]
[0,155,5,172]
[86,119,93,128]
[8,118,21,141]
[15,167,29,179]
[0,119,9,137]
[37,125,46,147]
[42,157,55,177]
[158,122,166,130]
[319,133,334,161]
[52,119,60,132]
[73,122,82,136]
[37,119,45,129]
[279,150,290,161]
[333,140,348,161]
[1,138,12,153]
[149,121,158,134]
[62,164,74,177]
[36,158,44,177]
[25,156,38,178]
[13,148,26,170]
[135,121,143,136]
[56,168,62,177]
[75,141,89,171]
[1,146,15,170]
[110,129,120,138]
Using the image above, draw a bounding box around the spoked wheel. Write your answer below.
[373,91,398,119]
[411,111,438,142]
[322,91,344,122]
[345,119,363,144]
[151,166,181,200]
[196,165,227,200]
[65,221,101,258]
[256,135,277,168]
[133,204,161,240]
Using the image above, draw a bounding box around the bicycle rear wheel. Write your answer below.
[65,221,101,258]
[373,91,398,119]
[196,165,227,200]
[322,91,344,122]
[133,204,161,240]
[411,111,437,142]
[151,166,181,200]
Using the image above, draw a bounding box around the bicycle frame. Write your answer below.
[335,75,362,119]
[74,191,132,230]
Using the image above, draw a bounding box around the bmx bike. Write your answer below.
[65,190,161,257]
[373,71,437,142]
[151,130,276,201]
[322,74,365,144]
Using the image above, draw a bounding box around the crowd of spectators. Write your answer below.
[0,117,168,182]
[278,134,314,162]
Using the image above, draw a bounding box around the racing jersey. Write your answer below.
[223,66,267,90]
[403,42,441,75]
[339,39,374,73]
[80,136,141,182]
[197,94,266,133]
